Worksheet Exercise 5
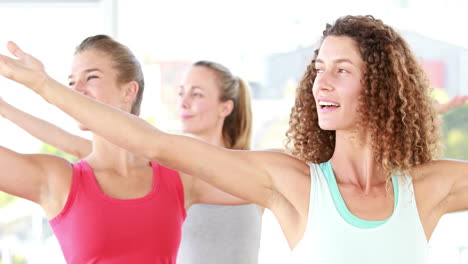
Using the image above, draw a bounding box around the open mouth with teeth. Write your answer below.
[318,101,340,109]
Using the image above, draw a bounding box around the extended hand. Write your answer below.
[0,96,6,117]
[434,95,468,115]
[0,41,48,92]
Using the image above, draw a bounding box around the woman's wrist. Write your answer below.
[0,98,11,118]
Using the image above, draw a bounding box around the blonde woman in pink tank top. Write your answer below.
[1,60,262,264]
[0,35,255,264]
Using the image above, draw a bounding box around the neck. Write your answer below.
[87,134,150,172]
[186,121,227,147]
[190,130,226,148]
[330,129,386,193]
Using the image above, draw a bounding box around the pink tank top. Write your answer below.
[50,160,186,264]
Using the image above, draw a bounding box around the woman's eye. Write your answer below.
[87,75,98,81]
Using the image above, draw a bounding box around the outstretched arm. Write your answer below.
[0,42,309,210]
[414,160,468,215]
[433,95,468,115]
[0,97,92,159]
[0,146,71,211]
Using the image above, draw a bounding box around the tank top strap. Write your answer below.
[74,159,98,183]
[150,162,186,219]
[307,162,331,212]
[50,160,85,225]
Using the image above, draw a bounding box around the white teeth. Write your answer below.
[318,101,340,107]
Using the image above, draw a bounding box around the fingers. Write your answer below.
[452,95,468,107]
[7,41,27,60]
[0,42,21,80]
[441,95,468,114]
[0,54,14,80]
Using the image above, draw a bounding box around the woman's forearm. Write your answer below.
[0,98,91,159]
[39,77,165,160]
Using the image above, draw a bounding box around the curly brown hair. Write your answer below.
[286,15,441,178]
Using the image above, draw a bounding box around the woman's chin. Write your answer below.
[180,125,195,134]
[78,123,90,131]
[318,123,336,131]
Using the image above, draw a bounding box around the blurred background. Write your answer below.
[0,0,468,263]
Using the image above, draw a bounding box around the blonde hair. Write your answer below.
[194,61,252,150]
[75,35,144,116]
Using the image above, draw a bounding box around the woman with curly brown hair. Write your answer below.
[0,15,466,264]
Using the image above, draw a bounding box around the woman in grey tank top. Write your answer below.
[176,61,261,264]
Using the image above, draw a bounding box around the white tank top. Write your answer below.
[290,161,428,264]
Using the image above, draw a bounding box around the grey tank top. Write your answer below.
[177,204,262,264]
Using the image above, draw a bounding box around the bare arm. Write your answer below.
[0,41,309,210]
[0,146,71,209]
[194,173,261,205]
[0,42,315,246]
[437,160,468,213]
[414,160,468,215]
[187,175,266,214]
[39,99,304,208]
[433,95,468,115]
[429,95,468,212]
[0,97,92,159]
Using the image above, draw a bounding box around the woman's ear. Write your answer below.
[220,99,234,118]
[122,81,139,104]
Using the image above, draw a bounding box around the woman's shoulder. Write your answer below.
[411,159,464,181]
[254,149,310,177]
[32,153,74,175]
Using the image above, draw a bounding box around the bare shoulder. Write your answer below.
[30,153,73,177]
[256,151,312,247]
[179,149,310,198]
[411,160,466,206]
[31,154,74,215]
[411,159,468,228]
[44,154,73,178]
[411,159,468,181]
[252,149,310,173]
[254,150,311,211]
[411,160,457,195]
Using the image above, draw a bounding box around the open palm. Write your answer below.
[0,41,48,92]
